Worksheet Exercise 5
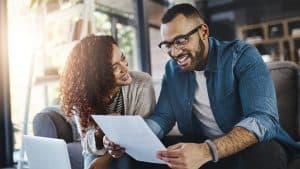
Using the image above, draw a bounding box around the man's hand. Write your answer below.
[103,135,125,158]
[157,143,212,169]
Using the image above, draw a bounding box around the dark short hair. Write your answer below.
[162,3,203,23]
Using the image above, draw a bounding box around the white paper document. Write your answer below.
[92,115,166,164]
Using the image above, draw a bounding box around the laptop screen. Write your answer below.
[23,135,72,169]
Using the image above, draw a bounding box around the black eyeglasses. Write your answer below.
[158,24,204,54]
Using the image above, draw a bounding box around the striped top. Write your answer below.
[104,88,124,115]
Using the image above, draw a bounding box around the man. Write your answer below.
[143,3,300,169]
[104,3,300,169]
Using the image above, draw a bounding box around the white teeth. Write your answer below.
[179,56,186,62]
[177,55,188,63]
[121,74,128,81]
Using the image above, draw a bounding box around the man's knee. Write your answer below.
[242,140,287,160]
[238,140,288,169]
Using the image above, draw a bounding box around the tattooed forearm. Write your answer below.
[213,127,258,159]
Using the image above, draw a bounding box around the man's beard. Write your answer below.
[173,40,206,72]
[182,39,206,71]
[193,39,206,71]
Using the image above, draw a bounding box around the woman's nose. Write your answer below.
[119,61,128,73]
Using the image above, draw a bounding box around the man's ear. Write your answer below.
[199,24,209,40]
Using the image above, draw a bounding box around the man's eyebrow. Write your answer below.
[172,34,187,41]
[161,34,187,44]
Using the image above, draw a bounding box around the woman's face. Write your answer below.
[111,44,132,86]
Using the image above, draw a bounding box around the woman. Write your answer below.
[60,35,156,169]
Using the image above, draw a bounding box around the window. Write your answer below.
[116,23,138,70]
[94,11,111,35]
[149,27,169,97]
[8,1,139,163]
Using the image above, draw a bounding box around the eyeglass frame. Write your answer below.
[158,24,204,53]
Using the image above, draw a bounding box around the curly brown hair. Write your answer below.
[60,35,118,134]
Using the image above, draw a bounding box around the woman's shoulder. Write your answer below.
[129,71,152,84]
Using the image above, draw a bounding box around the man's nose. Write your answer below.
[169,46,182,59]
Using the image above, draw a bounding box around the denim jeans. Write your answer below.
[136,138,288,169]
[85,139,288,169]
[84,154,97,169]
[201,140,288,169]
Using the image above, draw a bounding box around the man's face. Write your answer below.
[160,14,208,71]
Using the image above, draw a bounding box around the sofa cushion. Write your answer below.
[267,61,300,140]
[33,107,73,143]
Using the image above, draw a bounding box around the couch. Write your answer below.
[32,61,300,169]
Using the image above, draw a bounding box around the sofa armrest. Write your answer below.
[33,106,74,143]
[267,61,300,140]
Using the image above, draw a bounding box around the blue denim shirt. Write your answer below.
[148,37,300,154]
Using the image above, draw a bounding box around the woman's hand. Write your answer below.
[103,135,125,158]
[88,152,112,169]
[107,112,121,116]
[95,112,120,149]
[102,112,125,158]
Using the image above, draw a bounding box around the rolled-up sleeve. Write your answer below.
[235,113,278,141]
[73,113,106,156]
[81,127,106,156]
[234,44,279,142]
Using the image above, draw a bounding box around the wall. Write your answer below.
[204,0,300,40]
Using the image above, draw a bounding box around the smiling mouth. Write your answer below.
[175,54,189,65]
[120,73,129,81]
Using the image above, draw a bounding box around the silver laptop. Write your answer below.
[23,135,72,169]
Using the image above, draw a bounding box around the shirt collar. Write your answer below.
[205,37,218,72]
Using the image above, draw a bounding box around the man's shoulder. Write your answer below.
[220,39,251,53]
[209,37,251,61]
[219,39,265,72]
[217,39,259,63]
[227,40,262,62]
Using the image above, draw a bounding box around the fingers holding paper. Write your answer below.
[103,135,125,158]
[157,143,212,169]
[102,112,125,158]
